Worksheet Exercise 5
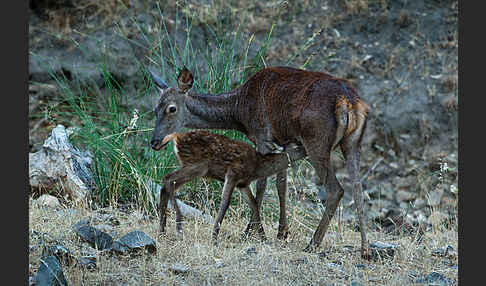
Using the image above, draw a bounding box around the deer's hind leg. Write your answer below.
[340,124,370,259]
[160,163,208,234]
[301,136,345,253]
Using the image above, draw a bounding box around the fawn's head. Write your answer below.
[150,67,194,150]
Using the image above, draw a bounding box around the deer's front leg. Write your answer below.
[213,174,236,244]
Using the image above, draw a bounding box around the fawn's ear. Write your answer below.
[177,66,194,93]
[149,69,169,90]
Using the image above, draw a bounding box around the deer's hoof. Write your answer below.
[303,242,320,253]
[277,226,289,241]
[361,248,371,260]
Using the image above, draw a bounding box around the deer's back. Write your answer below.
[174,130,259,181]
[236,66,362,144]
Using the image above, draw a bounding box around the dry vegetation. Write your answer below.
[29,182,457,285]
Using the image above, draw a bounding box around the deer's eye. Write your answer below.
[167,105,177,113]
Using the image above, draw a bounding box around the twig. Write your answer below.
[360,157,384,184]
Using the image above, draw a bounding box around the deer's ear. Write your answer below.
[177,66,194,93]
[149,69,168,90]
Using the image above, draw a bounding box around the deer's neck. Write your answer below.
[184,90,246,132]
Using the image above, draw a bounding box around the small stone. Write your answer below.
[413,198,426,209]
[427,189,444,206]
[432,245,457,259]
[169,264,190,274]
[369,241,398,259]
[35,195,61,209]
[245,247,257,256]
[415,271,450,285]
[77,256,97,270]
[396,190,417,202]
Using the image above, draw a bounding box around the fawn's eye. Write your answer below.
[167,105,177,113]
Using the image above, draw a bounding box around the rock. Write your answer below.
[112,230,156,254]
[34,256,68,286]
[73,221,114,250]
[396,190,417,202]
[76,256,97,270]
[41,244,75,266]
[414,271,451,285]
[369,241,398,259]
[29,125,93,205]
[394,176,416,189]
[169,264,190,274]
[35,195,61,209]
[412,198,426,209]
[426,189,444,207]
[432,245,457,259]
[245,247,257,256]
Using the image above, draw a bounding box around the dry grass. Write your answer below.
[29,185,458,285]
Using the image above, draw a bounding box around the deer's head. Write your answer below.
[150,67,194,151]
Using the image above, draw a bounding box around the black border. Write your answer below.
[4,0,29,284]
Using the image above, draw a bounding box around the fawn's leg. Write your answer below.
[213,174,237,243]
[240,186,265,239]
[170,196,184,234]
[160,164,207,234]
[301,139,345,253]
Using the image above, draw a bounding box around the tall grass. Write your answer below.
[31,1,278,214]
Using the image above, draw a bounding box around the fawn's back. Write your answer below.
[164,130,262,183]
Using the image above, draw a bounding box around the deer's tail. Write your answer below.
[332,96,370,150]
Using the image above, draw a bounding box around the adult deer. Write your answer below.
[149,66,371,258]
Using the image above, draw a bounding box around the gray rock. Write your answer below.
[412,198,426,209]
[34,195,62,209]
[41,244,75,266]
[432,245,457,259]
[29,125,93,205]
[414,271,451,285]
[169,264,190,274]
[369,241,398,259]
[73,222,114,251]
[35,256,68,286]
[112,230,156,254]
[76,256,96,270]
[396,190,417,202]
[427,189,444,206]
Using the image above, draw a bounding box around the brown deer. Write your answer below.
[153,129,306,241]
[149,66,371,258]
